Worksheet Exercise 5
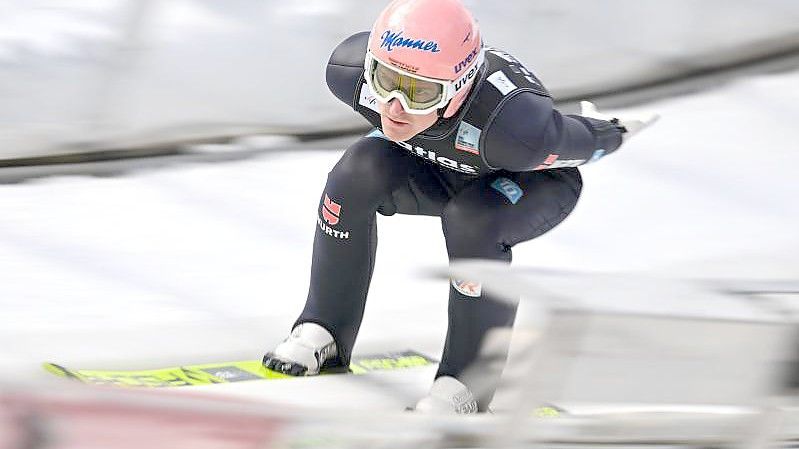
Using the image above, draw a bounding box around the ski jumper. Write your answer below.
[296,32,623,409]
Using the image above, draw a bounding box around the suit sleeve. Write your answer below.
[325,31,370,108]
[482,92,623,171]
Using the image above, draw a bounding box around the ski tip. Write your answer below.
[533,404,567,418]
[42,362,76,379]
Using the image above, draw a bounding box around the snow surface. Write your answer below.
[0,67,798,411]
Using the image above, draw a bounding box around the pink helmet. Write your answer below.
[367,0,484,118]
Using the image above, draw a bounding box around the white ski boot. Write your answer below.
[413,376,478,414]
[262,323,338,376]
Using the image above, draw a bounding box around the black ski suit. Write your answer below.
[295,32,623,410]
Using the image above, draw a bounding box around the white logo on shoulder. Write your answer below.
[487,71,517,96]
[359,84,380,113]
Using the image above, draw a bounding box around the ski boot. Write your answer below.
[413,376,478,414]
[262,323,338,376]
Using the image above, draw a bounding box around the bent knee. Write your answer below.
[441,200,507,254]
[328,137,400,184]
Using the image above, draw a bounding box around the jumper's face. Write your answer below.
[379,98,438,142]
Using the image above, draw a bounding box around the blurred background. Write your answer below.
[1,1,799,447]
[3,0,799,160]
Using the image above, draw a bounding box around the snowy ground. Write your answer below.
[1,67,798,413]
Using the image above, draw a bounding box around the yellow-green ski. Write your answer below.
[43,350,436,388]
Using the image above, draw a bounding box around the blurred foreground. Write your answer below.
[2,268,798,448]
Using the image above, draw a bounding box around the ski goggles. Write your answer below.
[364,50,484,115]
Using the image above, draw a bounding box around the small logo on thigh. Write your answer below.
[318,194,350,240]
[321,194,341,225]
[452,279,482,298]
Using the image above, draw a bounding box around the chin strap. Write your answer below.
[437,103,449,118]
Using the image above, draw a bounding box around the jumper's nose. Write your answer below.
[387,98,406,116]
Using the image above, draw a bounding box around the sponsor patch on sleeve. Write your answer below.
[487,71,517,96]
[455,121,481,155]
[534,154,585,170]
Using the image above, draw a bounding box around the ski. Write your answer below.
[43,350,437,388]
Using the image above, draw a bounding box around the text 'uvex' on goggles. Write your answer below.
[364,49,484,115]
